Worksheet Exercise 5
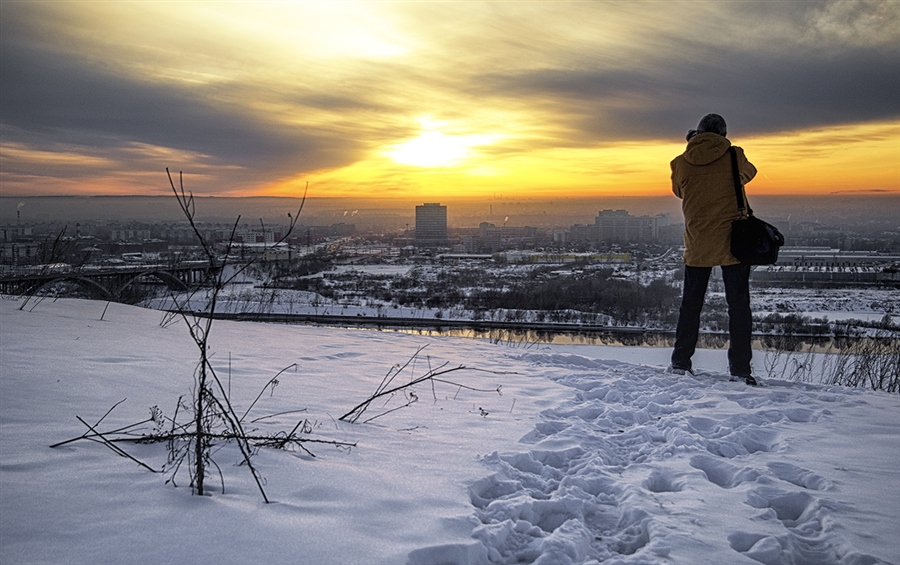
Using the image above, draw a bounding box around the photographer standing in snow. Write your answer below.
[669,113,758,385]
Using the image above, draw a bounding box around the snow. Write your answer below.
[330,264,416,277]
[1,297,898,565]
[752,287,896,319]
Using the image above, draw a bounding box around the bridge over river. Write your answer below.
[0,262,217,301]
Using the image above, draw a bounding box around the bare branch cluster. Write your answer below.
[339,345,506,424]
[51,392,356,498]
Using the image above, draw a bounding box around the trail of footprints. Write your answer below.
[469,355,883,564]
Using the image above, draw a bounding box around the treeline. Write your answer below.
[285,264,682,327]
[465,274,680,325]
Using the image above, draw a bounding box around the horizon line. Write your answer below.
[3,190,898,200]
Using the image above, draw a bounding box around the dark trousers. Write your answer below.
[671,264,753,376]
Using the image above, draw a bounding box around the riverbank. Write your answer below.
[181,311,890,351]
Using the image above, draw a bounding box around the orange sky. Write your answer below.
[265,121,900,199]
[1,2,898,200]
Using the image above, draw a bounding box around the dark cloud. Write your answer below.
[474,42,899,143]
[0,40,362,182]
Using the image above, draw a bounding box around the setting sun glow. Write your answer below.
[384,118,503,169]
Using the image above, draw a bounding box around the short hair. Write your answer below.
[697,113,727,137]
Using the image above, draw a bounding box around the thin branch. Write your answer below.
[340,359,507,423]
[50,418,153,449]
[240,364,297,422]
[75,416,157,473]
[249,408,308,424]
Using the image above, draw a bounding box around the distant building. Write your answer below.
[552,228,569,245]
[415,203,447,247]
[745,248,900,286]
[1,224,34,242]
[109,228,151,241]
[236,227,288,244]
[479,222,502,252]
[0,241,40,264]
[594,210,669,242]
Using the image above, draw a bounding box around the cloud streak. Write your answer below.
[0,39,362,176]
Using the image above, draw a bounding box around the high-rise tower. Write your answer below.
[415,203,447,247]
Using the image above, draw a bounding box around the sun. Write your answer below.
[386,131,471,168]
[384,117,502,168]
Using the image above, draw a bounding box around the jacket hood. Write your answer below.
[682,132,731,166]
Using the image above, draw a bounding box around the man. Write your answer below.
[669,113,758,385]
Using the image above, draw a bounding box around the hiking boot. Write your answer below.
[732,374,758,386]
[667,364,693,376]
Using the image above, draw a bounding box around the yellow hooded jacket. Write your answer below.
[671,132,757,267]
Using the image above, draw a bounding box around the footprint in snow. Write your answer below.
[730,485,881,565]
[766,462,832,491]
[690,454,761,489]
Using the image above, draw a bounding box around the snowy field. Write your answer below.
[753,287,897,323]
[1,297,898,565]
[143,269,898,333]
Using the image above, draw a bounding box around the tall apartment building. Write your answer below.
[415,203,448,247]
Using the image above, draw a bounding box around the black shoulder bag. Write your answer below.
[728,147,784,265]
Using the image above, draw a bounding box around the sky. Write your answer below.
[1,0,898,200]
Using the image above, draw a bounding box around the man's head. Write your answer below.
[696,113,727,137]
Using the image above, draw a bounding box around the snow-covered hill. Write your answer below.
[1,298,897,565]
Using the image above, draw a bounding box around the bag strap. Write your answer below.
[728,146,752,216]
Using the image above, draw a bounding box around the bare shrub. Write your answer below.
[823,330,899,392]
[53,172,358,502]
[763,329,899,393]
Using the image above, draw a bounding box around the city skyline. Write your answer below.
[1,2,898,200]
[3,193,899,231]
